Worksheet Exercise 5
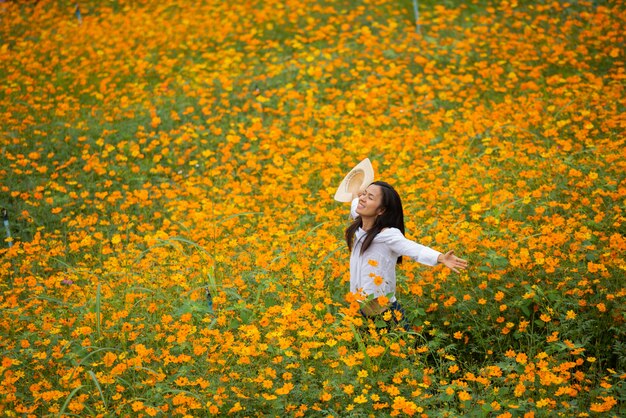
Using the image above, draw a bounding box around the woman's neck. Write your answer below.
[361,216,376,232]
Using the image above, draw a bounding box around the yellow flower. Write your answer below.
[275,382,294,395]
[458,391,472,401]
[228,402,243,414]
[382,310,393,321]
[320,392,332,402]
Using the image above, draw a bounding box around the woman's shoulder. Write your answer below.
[376,227,403,238]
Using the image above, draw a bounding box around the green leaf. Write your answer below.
[375,319,388,328]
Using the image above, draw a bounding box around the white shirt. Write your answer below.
[349,198,441,302]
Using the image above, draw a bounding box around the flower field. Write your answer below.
[1,0,625,416]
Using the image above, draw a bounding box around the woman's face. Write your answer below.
[356,184,385,218]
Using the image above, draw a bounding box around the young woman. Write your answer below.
[346,181,468,325]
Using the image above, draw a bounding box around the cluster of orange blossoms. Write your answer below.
[0,0,624,416]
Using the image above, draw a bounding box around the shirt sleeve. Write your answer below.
[350,197,359,220]
[381,228,441,266]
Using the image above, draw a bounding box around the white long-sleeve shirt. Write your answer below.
[349,198,441,302]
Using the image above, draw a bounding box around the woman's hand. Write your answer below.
[438,251,468,273]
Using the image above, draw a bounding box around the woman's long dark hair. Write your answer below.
[345,181,405,264]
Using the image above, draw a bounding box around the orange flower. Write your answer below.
[1,0,624,414]
[377,295,389,307]
[102,352,117,367]
[275,382,294,395]
[458,391,471,401]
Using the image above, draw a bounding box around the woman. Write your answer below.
[346,181,468,326]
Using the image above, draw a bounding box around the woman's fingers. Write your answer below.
[443,250,469,272]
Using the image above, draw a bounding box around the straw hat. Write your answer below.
[334,158,375,202]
